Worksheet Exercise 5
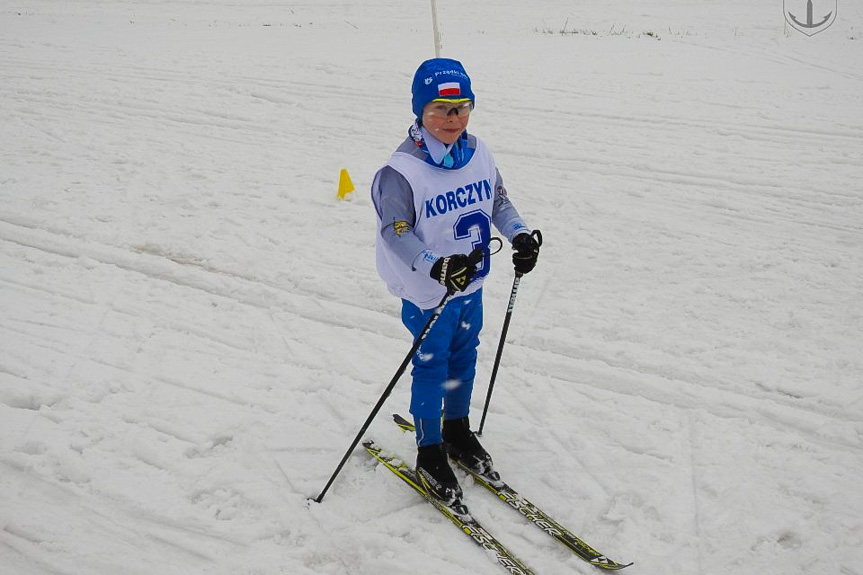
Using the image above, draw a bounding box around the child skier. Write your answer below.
[371,58,541,503]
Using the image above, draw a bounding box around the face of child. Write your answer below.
[421,101,473,145]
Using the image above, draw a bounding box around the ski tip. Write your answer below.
[392,413,414,432]
[592,559,634,570]
[362,439,382,454]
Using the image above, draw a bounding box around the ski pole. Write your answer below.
[478,230,542,436]
[312,289,453,504]
[312,247,485,503]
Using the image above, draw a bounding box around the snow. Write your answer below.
[1,1,862,574]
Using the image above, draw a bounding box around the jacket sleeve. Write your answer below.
[491,168,531,242]
[372,166,439,275]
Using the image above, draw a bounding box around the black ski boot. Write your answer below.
[443,417,496,478]
[416,443,462,504]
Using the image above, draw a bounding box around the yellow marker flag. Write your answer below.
[337,168,355,199]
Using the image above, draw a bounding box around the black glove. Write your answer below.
[430,251,480,293]
[512,230,542,275]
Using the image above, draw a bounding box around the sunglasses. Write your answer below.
[424,100,474,118]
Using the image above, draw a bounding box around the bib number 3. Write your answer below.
[454,210,492,279]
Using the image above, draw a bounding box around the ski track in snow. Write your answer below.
[2,1,863,574]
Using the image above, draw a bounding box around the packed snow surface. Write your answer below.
[1,1,862,574]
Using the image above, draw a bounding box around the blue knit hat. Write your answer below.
[411,58,475,119]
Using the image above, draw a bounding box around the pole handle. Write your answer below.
[530,229,543,247]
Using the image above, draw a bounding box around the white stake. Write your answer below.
[430,0,442,57]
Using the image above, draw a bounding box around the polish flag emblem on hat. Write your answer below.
[437,82,461,97]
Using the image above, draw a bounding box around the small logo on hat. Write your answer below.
[437,82,461,97]
[424,77,433,85]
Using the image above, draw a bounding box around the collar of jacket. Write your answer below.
[409,120,472,169]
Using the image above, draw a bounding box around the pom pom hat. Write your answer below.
[411,58,475,119]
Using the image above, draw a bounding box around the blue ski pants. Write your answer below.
[401,290,483,447]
